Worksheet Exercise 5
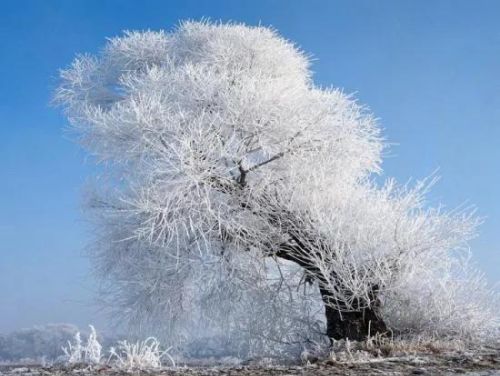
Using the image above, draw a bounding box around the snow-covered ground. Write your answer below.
[1,347,499,376]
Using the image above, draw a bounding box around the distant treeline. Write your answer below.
[0,324,114,363]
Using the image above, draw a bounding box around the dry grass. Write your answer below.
[300,333,491,364]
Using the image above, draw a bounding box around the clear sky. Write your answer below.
[1,0,499,333]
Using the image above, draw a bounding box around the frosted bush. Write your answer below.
[62,332,82,363]
[61,326,174,369]
[84,325,102,364]
[109,337,175,369]
[62,325,101,364]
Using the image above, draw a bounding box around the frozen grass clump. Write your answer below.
[109,337,175,369]
[62,326,174,369]
[62,325,101,364]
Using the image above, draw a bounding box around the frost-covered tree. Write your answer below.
[55,21,498,347]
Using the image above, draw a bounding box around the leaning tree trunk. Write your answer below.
[319,287,388,342]
[275,242,388,342]
[228,184,390,342]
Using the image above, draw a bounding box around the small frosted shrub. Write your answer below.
[62,332,82,363]
[84,325,102,364]
[62,326,174,369]
[62,325,101,364]
[109,337,175,369]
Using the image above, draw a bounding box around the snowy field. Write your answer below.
[1,347,499,376]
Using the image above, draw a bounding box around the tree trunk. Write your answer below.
[274,243,389,342]
[219,178,391,342]
[320,287,388,342]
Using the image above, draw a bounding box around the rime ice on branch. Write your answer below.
[55,21,498,348]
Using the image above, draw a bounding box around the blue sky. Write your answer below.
[1,0,499,332]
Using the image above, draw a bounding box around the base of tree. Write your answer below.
[325,305,388,342]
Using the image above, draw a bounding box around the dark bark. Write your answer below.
[319,287,388,342]
[276,241,388,342]
[207,175,389,342]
